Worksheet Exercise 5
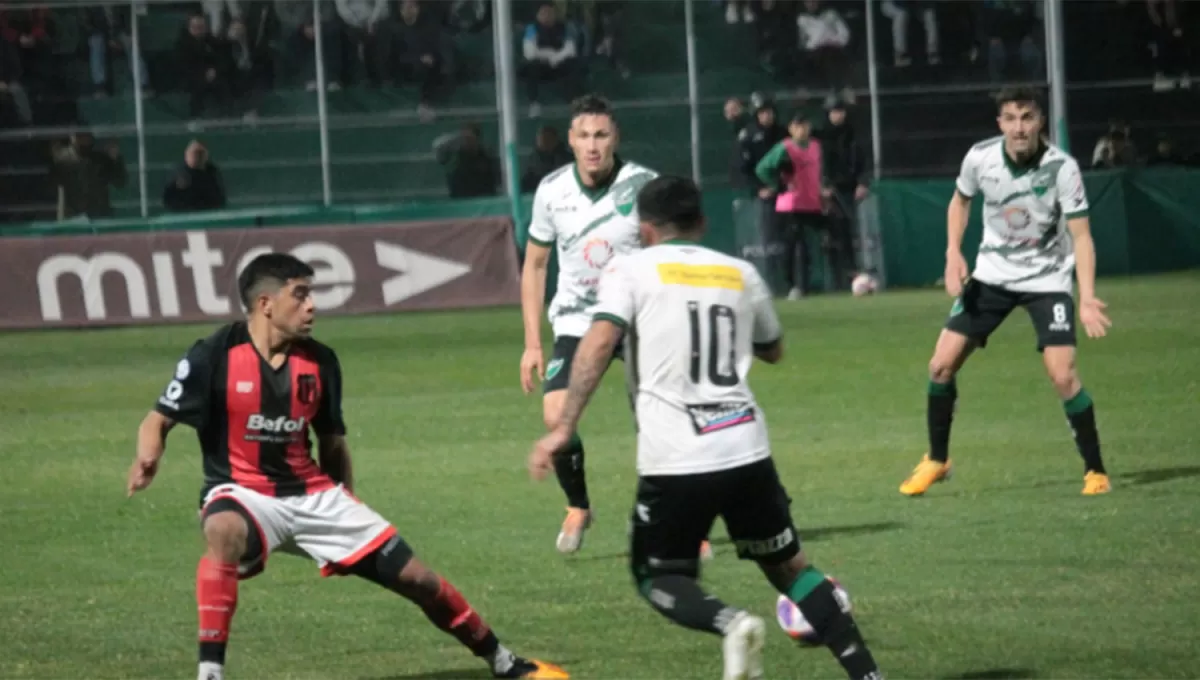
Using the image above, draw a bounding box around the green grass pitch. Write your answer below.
[3,272,1199,680]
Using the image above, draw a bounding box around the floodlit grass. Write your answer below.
[3,271,1198,679]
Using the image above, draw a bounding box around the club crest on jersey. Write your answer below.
[685,402,757,435]
[614,184,637,216]
[546,358,564,381]
[296,374,318,405]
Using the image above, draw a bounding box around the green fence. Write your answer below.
[873,167,1200,288]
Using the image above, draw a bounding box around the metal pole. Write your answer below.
[131,0,148,217]
[684,0,701,185]
[864,0,882,180]
[496,0,523,228]
[492,13,509,194]
[1044,0,1069,151]
[314,0,332,206]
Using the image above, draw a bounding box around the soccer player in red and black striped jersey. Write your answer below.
[126,253,569,680]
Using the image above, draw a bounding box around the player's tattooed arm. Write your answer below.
[556,321,622,434]
[318,435,354,492]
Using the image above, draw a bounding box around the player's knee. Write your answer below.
[928,357,957,383]
[202,511,249,562]
[1047,368,1080,398]
[759,552,811,594]
[542,402,564,431]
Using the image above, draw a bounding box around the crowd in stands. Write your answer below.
[0,0,1197,223]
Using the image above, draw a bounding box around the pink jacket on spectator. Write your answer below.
[772,139,824,214]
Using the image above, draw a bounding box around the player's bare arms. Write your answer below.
[519,240,553,395]
[127,410,175,496]
[1065,216,1111,338]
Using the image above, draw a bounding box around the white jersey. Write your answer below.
[528,159,658,338]
[592,241,783,476]
[956,136,1089,293]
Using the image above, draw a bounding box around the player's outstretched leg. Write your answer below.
[901,329,975,496]
[761,555,884,680]
[196,508,257,680]
[349,536,569,679]
[1042,346,1110,495]
[635,572,766,680]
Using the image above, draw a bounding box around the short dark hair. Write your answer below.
[570,93,615,122]
[636,175,704,234]
[994,86,1042,114]
[238,253,314,309]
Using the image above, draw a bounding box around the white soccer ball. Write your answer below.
[774,578,851,645]
[851,273,879,297]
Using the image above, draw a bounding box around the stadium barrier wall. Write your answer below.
[4,167,1197,330]
[871,167,1200,288]
[0,218,521,330]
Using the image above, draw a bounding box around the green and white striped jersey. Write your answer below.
[956,137,1089,294]
[527,158,658,338]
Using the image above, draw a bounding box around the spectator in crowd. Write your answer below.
[737,92,788,198]
[447,0,490,34]
[203,0,242,37]
[522,2,581,118]
[725,0,754,25]
[797,0,854,100]
[880,0,940,67]
[163,140,227,213]
[977,0,1042,82]
[1146,136,1187,166]
[1147,0,1190,91]
[177,14,231,121]
[756,111,829,300]
[0,5,54,96]
[0,35,32,125]
[393,0,453,122]
[567,0,628,79]
[225,16,272,121]
[521,124,572,193]
[433,123,501,199]
[83,5,153,98]
[1091,119,1138,169]
[756,0,798,78]
[335,0,393,87]
[815,97,868,287]
[275,0,343,91]
[49,132,127,220]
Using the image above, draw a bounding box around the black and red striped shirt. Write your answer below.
[154,322,343,499]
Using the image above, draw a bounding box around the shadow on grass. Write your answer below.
[364,660,580,680]
[1119,465,1200,487]
[569,521,906,562]
[941,668,1038,680]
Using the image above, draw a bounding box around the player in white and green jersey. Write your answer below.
[525,176,884,680]
[900,86,1114,498]
[520,94,708,557]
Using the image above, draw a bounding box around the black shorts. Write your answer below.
[945,279,1076,351]
[542,334,623,393]
[630,457,800,584]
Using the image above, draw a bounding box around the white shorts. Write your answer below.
[202,483,397,579]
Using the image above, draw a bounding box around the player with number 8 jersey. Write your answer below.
[899,86,1113,498]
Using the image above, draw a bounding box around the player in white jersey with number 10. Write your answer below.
[519,94,713,560]
[526,176,884,680]
[900,87,1114,498]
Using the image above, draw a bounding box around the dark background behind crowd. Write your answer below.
[0,0,1196,224]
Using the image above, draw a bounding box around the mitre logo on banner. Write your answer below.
[4,220,520,329]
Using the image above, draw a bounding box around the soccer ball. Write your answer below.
[774,578,851,645]
[851,273,879,297]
